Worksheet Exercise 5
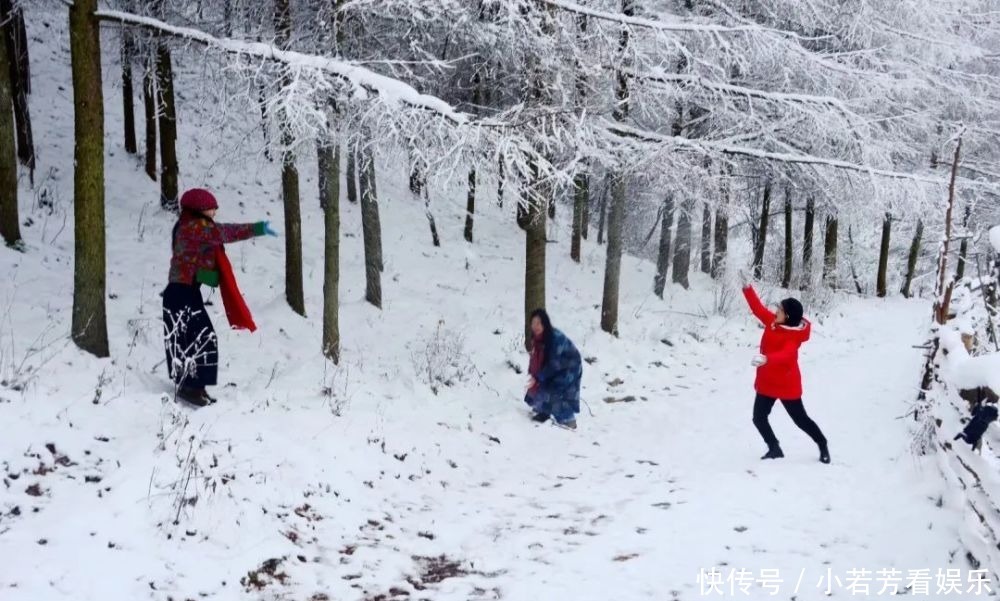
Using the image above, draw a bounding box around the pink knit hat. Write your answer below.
[179,188,219,212]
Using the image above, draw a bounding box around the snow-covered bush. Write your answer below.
[411,320,474,395]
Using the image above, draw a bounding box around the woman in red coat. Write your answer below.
[742,279,830,463]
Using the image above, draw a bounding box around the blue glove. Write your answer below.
[261,221,279,237]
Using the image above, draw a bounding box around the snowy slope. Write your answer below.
[0,7,972,601]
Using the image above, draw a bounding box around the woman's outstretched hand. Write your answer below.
[262,221,279,237]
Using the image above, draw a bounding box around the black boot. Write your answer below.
[177,386,210,407]
[531,412,550,423]
[761,444,784,460]
[819,442,831,464]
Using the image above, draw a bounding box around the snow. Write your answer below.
[989,225,1000,252]
[0,6,980,601]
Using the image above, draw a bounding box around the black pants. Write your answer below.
[162,283,218,389]
[752,394,826,448]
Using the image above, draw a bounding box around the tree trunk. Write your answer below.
[345,147,358,203]
[2,0,32,182]
[802,196,815,289]
[464,168,475,243]
[711,205,728,279]
[876,212,892,297]
[155,43,178,210]
[957,204,971,281]
[847,225,864,295]
[672,199,693,289]
[318,138,340,363]
[359,147,383,308]
[654,194,675,297]
[751,180,771,280]
[782,189,792,289]
[700,203,712,274]
[424,187,441,247]
[823,216,838,289]
[523,161,546,350]
[0,21,19,248]
[120,29,137,155]
[901,219,923,298]
[596,177,608,245]
[142,57,156,181]
[69,0,109,357]
[497,154,505,208]
[223,0,233,37]
[570,172,588,262]
[256,78,270,161]
[581,175,590,240]
[274,0,305,316]
[601,174,627,335]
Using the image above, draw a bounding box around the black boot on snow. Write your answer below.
[819,442,831,464]
[177,387,209,407]
[761,445,784,460]
[532,412,551,423]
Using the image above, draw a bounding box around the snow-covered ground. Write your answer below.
[0,7,976,601]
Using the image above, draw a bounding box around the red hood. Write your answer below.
[775,318,811,343]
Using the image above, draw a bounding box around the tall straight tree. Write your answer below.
[653,194,675,297]
[359,145,383,308]
[901,219,923,298]
[876,212,892,297]
[142,56,156,181]
[153,10,178,210]
[711,203,728,279]
[522,160,547,349]
[274,0,305,316]
[1,0,32,182]
[120,18,137,154]
[751,180,771,279]
[956,204,971,280]
[700,204,712,274]
[782,189,792,288]
[69,0,109,357]
[0,22,18,248]
[464,168,476,243]
[571,173,588,262]
[823,216,839,288]
[672,198,693,289]
[600,0,634,337]
[801,196,815,289]
[345,149,358,203]
[318,136,340,362]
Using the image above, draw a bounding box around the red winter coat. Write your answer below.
[743,285,811,399]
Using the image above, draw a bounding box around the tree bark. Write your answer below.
[570,172,588,262]
[69,0,109,357]
[700,203,712,274]
[823,216,838,289]
[120,26,137,154]
[497,154,505,209]
[0,21,19,248]
[654,194,675,297]
[155,42,178,210]
[345,147,358,203]
[782,189,792,288]
[275,0,305,316]
[142,57,156,181]
[751,180,771,279]
[901,219,923,298]
[711,204,728,279]
[597,176,608,245]
[957,204,971,281]
[359,146,383,308]
[876,212,892,297]
[424,187,441,247]
[464,168,475,243]
[601,174,627,335]
[1,0,32,182]
[802,196,815,289]
[523,161,546,350]
[672,199,693,289]
[318,138,340,363]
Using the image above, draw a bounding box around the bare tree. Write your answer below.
[801,196,815,289]
[359,146,383,308]
[782,188,792,288]
[0,19,18,248]
[751,180,771,280]
[876,212,892,297]
[672,198,693,289]
[654,194,675,297]
[700,203,712,274]
[901,219,923,298]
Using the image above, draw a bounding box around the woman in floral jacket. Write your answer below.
[525,309,583,429]
[162,188,275,406]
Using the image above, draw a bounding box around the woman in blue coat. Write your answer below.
[525,309,583,429]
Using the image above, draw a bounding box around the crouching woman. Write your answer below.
[525,309,583,429]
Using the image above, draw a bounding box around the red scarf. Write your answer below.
[214,246,257,332]
[528,335,545,393]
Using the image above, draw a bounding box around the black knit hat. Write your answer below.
[780,298,804,327]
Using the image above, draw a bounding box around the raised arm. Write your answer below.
[217,222,265,244]
[742,285,775,325]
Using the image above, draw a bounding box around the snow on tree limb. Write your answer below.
[94,9,470,126]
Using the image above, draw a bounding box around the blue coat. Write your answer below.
[531,329,582,420]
